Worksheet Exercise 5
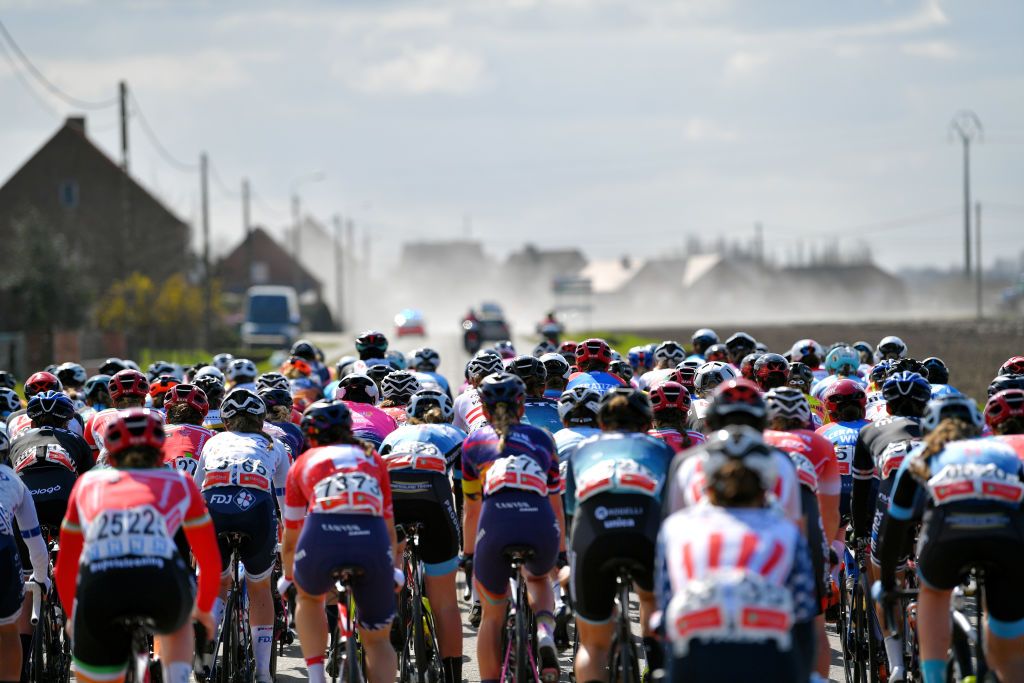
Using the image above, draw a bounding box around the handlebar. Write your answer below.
[24,581,43,626]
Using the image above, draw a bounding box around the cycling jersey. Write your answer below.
[7,408,85,439]
[554,426,602,464]
[284,444,394,524]
[929,383,961,399]
[648,427,706,453]
[565,370,627,395]
[380,423,466,473]
[565,432,675,515]
[202,408,225,432]
[805,393,827,427]
[998,434,1024,460]
[850,415,922,544]
[864,393,888,422]
[414,371,451,397]
[816,419,869,518]
[270,419,305,461]
[638,368,674,391]
[162,423,214,478]
[452,387,489,434]
[686,399,710,434]
[381,405,410,427]
[345,401,399,447]
[763,429,841,498]
[196,431,289,504]
[9,426,92,532]
[523,397,562,435]
[0,464,49,624]
[810,368,828,382]
[462,423,561,500]
[86,407,156,466]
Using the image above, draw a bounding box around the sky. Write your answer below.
[1,0,1022,273]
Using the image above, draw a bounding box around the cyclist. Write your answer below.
[337,374,398,448]
[608,359,635,387]
[356,330,390,364]
[53,408,220,683]
[8,371,84,438]
[162,384,213,479]
[193,374,227,433]
[853,340,874,371]
[57,362,88,407]
[461,373,564,683]
[739,352,764,382]
[648,380,704,452]
[554,386,603,469]
[195,389,290,683]
[565,387,674,682]
[816,379,870,522]
[919,357,958,397]
[789,339,827,382]
[628,346,653,375]
[656,426,817,683]
[686,328,718,362]
[784,361,826,428]
[212,353,234,374]
[850,370,929,682]
[258,386,304,459]
[149,375,180,411]
[226,358,258,392]
[875,335,907,362]
[673,359,702,398]
[0,388,19,423]
[84,369,150,465]
[453,352,503,435]
[724,332,757,367]
[291,339,331,386]
[639,341,687,389]
[410,347,451,397]
[987,389,1024,456]
[508,355,562,434]
[753,353,790,391]
[540,352,571,399]
[688,361,740,434]
[79,375,111,421]
[559,341,579,369]
[493,340,517,360]
[378,371,422,426]
[704,343,728,363]
[876,396,1023,683]
[810,344,864,399]
[281,399,400,683]
[566,338,627,394]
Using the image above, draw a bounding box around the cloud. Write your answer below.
[725,50,771,77]
[900,41,959,60]
[682,118,737,143]
[340,45,487,95]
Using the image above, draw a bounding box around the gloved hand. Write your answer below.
[30,572,51,593]
[276,575,293,596]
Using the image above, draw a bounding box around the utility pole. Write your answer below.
[754,222,764,264]
[950,111,982,279]
[242,178,252,286]
[291,194,301,291]
[346,219,354,328]
[333,214,344,332]
[200,153,211,350]
[975,201,983,320]
[119,80,129,173]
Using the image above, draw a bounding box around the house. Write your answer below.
[216,226,322,298]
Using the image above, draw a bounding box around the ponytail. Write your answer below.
[489,402,519,453]
[908,418,981,480]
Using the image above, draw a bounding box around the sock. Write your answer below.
[643,636,664,671]
[306,655,326,683]
[162,661,192,683]
[552,578,564,610]
[883,635,904,672]
[535,610,555,641]
[442,656,463,683]
[252,624,274,678]
[921,659,945,683]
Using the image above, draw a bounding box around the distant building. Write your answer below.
[216,226,322,298]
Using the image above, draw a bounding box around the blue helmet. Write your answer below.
[27,390,76,423]
[881,371,931,407]
[825,345,859,374]
[479,372,526,407]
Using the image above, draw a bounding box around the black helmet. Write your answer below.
[539,353,571,382]
[725,332,757,362]
[989,374,1024,398]
[258,387,293,411]
[479,372,526,407]
[365,363,394,386]
[290,339,318,361]
[83,374,111,402]
[508,355,546,383]
[193,374,226,407]
[256,372,290,391]
[355,330,389,355]
[380,370,421,403]
[301,399,353,444]
[220,388,267,421]
[99,357,128,376]
[890,357,929,380]
[690,328,719,354]
[338,373,380,404]
[608,359,634,382]
[598,386,653,425]
[921,357,949,385]
[0,371,16,390]
[466,352,503,382]
[787,362,814,391]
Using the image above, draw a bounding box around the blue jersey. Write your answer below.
[811,374,866,400]
[566,370,627,395]
[929,383,961,399]
[380,423,467,476]
[816,419,869,515]
[523,397,563,435]
[271,421,305,461]
[554,427,602,464]
[462,423,561,500]
[414,371,451,396]
[565,432,675,516]
[543,388,562,400]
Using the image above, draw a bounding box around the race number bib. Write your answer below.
[789,453,818,494]
[167,456,199,477]
[483,455,547,497]
[383,442,447,474]
[14,444,76,474]
[84,505,173,561]
[203,459,271,492]
[575,459,660,503]
[312,469,385,516]
[834,443,855,477]
[879,440,917,480]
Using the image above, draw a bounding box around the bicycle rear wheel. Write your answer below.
[514,581,532,683]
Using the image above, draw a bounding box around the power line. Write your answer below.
[0,32,59,116]
[0,19,118,110]
[249,186,287,219]
[128,92,198,173]
[208,160,240,199]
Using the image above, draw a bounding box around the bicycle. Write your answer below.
[209,532,254,683]
[947,570,983,683]
[607,564,643,683]
[23,528,71,683]
[326,566,366,683]
[499,545,557,683]
[396,522,444,683]
[848,546,888,683]
[118,615,159,683]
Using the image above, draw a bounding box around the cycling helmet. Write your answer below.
[164,384,210,416]
[212,353,234,372]
[725,332,757,362]
[355,330,389,354]
[599,386,653,424]
[479,372,526,407]
[787,362,815,391]
[654,341,686,366]
[57,362,88,388]
[649,381,691,414]
[755,343,770,354]
[869,360,893,385]
[989,374,1024,398]
[824,346,859,375]
[25,371,62,398]
[608,360,634,382]
[998,356,1024,377]
[494,340,517,360]
[890,357,929,380]
[0,388,20,417]
[257,387,293,412]
[381,370,421,403]
[674,359,702,393]
[822,379,867,420]
[559,341,579,366]
[407,389,455,422]
[985,389,1024,430]
[109,369,149,401]
[148,375,180,399]
[227,358,258,381]
[194,365,226,384]
[705,343,729,363]
[466,352,503,382]
[753,353,789,390]
[104,408,166,457]
[0,430,8,461]
[386,349,408,370]
[852,341,874,365]
[539,353,571,381]
[335,356,358,379]
[26,390,75,424]
[192,374,225,406]
[576,338,612,368]
[921,357,949,385]
[337,373,380,405]
[99,358,127,376]
[703,425,778,493]
[301,399,353,443]
[691,328,719,354]
[877,336,907,360]
[626,346,647,372]
[365,363,394,386]
[83,374,111,401]
[706,379,767,431]
[0,371,16,390]
[256,372,290,391]
[881,371,931,407]
[532,340,558,358]
[221,388,266,420]
[508,355,546,384]
[921,394,983,435]
[740,353,764,381]
[290,339,318,361]
[789,339,824,366]
[557,386,602,423]
[411,348,441,372]
[764,387,812,428]
[694,361,740,398]
[146,361,176,382]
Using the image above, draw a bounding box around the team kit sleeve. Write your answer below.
[373,451,395,519]
[460,437,482,499]
[54,478,86,611]
[12,476,50,584]
[283,456,309,531]
[180,475,222,613]
[273,440,291,510]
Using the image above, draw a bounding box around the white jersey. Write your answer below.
[196,431,290,503]
[666,450,802,524]
[638,368,674,391]
[453,388,489,434]
[0,464,48,590]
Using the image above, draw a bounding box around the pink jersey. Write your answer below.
[162,423,215,478]
[346,402,399,443]
[648,428,706,453]
[84,408,131,464]
[283,444,394,530]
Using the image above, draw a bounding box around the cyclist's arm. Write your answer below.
[375,452,401,572]
[877,463,921,590]
[273,442,290,513]
[850,433,874,541]
[461,480,481,558]
[181,477,221,613]
[55,485,85,610]
[281,462,308,582]
[12,478,49,583]
[787,531,817,682]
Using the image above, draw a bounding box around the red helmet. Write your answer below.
[576,338,612,368]
[104,408,166,458]
[999,356,1024,377]
[164,383,209,417]
[822,379,867,419]
[985,389,1024,429]
[109,369,150,401]
[649,381,691,414]
[706,378,766,431]
[25,371,62,398]
[148,375,180,398]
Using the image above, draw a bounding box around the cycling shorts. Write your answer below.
[473,490,559,602]
[72,555,193,674]
[916,505,1024,637]
[569,493,658,623]
[669,640,799,683]
[799,487,827,616]
[16,468,74,569]
[870,478,908,568]
[389,471,459,575]
[0,539,24,625]
[203,487,277,581]
[293,512,396,630]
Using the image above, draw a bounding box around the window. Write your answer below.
[251,261,269,283]
[58,180,79,208]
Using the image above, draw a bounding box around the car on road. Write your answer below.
[241,285,301,348]
[395,308,426,337]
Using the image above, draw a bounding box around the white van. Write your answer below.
[241,286,300,347]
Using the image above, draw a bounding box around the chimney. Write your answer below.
[65,116,86,135]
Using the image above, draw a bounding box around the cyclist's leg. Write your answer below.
[0,622,21,681]
[870,484,905,680]
[294,588,329,683]
[0,541,24,680]
[147,565,194,683]
[570,495,618,682]
[358,624,398,683]
[348,523,398,683]
[472,498,516,680]
[978,511,1024,682]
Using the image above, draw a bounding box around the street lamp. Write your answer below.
[290,171,325,291]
